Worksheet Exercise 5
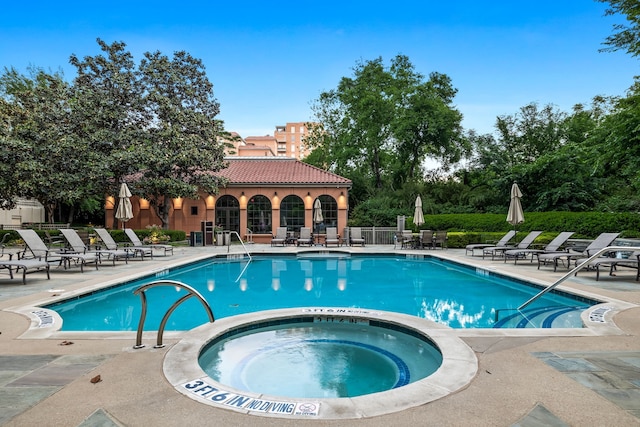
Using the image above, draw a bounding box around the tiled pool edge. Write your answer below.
[162,308,478,420]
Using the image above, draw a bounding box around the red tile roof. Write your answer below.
[219,157,351,187]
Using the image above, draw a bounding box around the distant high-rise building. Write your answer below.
[274,122,312,160]
[224,122,315,160]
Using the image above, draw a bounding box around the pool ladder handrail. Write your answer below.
[518,245,640,311]
[226,230,252,262]
[133,280,215,349]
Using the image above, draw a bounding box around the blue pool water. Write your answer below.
[198,321,443,398]
[46,255,596,331]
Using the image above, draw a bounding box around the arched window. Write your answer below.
[247,195,271,234]
[280,195,304,232]
[313,195,337,234]
[215,195,239,233]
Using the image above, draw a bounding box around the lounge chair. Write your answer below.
[0,258,50,284]
[271,227,287,246]
[575,250,640,281]
[504,232,575,264]
[433,230,448,250]
[537,232,620,271]
[297,227,313,246]
[325,227,340,247]
[350,227,365,246]
[60,229,130,266]
[124,228,174,256]
[465,230,517,256]
[94,228,152,260]
[16,229,99,272]
[482,231,542,260]
[419,230,434,249]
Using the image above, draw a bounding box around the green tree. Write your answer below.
[69,38,145,224]
[136,50,227,229]
[307,55,465,202]
[598,0,640,57]
[0,67,101,222]
[495,103,567,167]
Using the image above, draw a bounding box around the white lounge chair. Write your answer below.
[16,229,99,272]
[537,232,620,271]
[0,258,50,284]
[575,249,640,281]
[60,229,130,266]
[125,228,173,256]
[349,227,365,246]
[325,227,340,247]
[297,227,313,246]
[465,230,516,256]
[94,228,152,260]
[504,232,574,264]
[482,231,542,260]
[271,227,287,246]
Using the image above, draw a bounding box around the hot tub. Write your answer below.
[164,308,477,419]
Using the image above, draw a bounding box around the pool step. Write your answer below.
[493,306,585,328]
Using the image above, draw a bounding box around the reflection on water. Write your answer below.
[419,298,485,328]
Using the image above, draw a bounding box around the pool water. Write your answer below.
[198,321,443,398]
[46,255,595,331]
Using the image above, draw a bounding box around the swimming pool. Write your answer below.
[45,254,597,331]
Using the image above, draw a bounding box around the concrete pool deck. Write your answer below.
[0,244,639,426]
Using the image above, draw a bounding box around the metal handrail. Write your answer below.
[226,230,252,262]
[133,280,214,349]
[518,245,640,310]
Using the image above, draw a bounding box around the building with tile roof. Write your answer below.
[106,157,351,244]
[223,122,315,160]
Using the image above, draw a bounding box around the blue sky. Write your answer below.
[1,1,637,137]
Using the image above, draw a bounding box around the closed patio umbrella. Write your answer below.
[413,195,425,227]
[506,182,524,231]
[313,198,324,238]
[115,183,134,229]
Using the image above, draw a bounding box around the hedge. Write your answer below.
[405,212,640,239]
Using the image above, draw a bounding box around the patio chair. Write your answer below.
[465,230,517,256]
[433,230,448,250]
[482,231,542,260]
[94,228,152,260]
[503,232,574,264]
[297,227,313,246]
[16,229,99,272]
[0,233,12,259]
[537,232,620,272]
[44,230,65,249]
[575,250,640,281]
[419,230,434,249]
[400,230,415,249]
[350,227,365,246]
[124,228,174,256]
[60,229,130,266]
[0,258,50,284]
[325,227,340,247]
[271,227,287,246]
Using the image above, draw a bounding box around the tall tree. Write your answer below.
[69,39,146,223]
[307,55,464,200]
[137,50,227,228]
[0,67,100,222]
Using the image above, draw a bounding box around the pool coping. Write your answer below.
[162,307,479,420]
